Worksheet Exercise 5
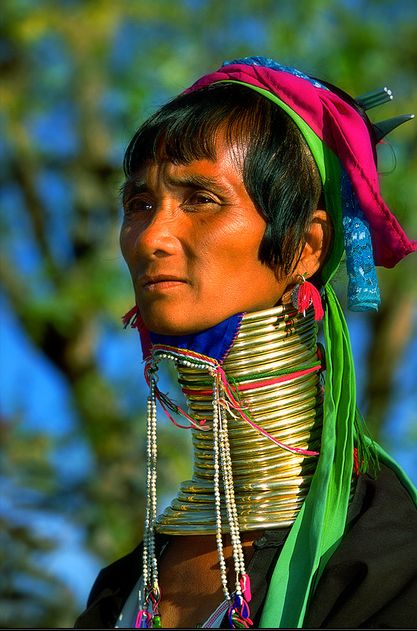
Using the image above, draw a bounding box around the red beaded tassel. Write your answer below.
[292,275,324,321]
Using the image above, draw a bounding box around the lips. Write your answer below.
[140,274,188,289]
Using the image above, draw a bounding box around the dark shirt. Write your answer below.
[74,464,417,628]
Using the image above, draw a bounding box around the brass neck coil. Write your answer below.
[156,303,324,535]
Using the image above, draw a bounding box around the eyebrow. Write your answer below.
[164,173,230,196]
[121,172,231,201]
[120,178,146,202]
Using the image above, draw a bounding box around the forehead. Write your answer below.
[124,131,246,192]
[124,96,253,179]
[157,126,245,170]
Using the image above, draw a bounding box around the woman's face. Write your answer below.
[120,134,291,335]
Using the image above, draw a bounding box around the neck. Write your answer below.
[155,302,323,534]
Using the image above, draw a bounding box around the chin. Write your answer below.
[143,308,234,336]
[141,312,206,336]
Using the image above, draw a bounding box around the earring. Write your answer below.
[291,274,324,321]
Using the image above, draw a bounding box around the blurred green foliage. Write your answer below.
[1,0,416,627]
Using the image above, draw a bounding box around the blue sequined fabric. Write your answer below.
[222,56,328,89]
[342,171,380,311]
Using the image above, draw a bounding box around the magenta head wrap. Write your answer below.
[185,58,416,271]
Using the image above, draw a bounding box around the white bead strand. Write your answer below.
[211,367,231,602]
[218,405,246,596]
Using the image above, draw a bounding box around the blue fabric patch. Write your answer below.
[150,312,244,363]
[222,56,327,90]
[342,171,380,312]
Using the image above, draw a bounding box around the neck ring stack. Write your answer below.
[156,303,323,534]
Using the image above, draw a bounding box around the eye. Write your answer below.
[192,193,215,203]
[183,191,220,210]
[123,196,154,215]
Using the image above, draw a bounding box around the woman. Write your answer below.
[75,57,417,629]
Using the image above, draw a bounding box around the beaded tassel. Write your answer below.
[291,275,324,321]
[139,353,255,628]
[211,367,253,629]
[136,374,161,629]
[212,369,231,603]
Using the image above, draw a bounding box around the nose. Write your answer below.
[132,203,182,260]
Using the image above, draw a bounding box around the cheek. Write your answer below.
[119,229,142,289]
[197,215,276,299]
[119,224,138,267]
[208,214,266,269]
[205,210,264,248]
[119,223,130,256]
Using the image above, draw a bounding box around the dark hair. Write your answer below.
[123,83,322,274]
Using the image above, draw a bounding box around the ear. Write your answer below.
[292,209,332,280]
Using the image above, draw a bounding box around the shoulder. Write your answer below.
[74,544,142,629]
[344,460,417,548]
[305,462,417,628]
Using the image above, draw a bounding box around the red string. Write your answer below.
[181,363,321,397]
[122,305,139,328]
[155,387,208,430]
[215,366,319,457]
[296,280,324,321]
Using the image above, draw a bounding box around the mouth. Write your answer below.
[141,274,189,291]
